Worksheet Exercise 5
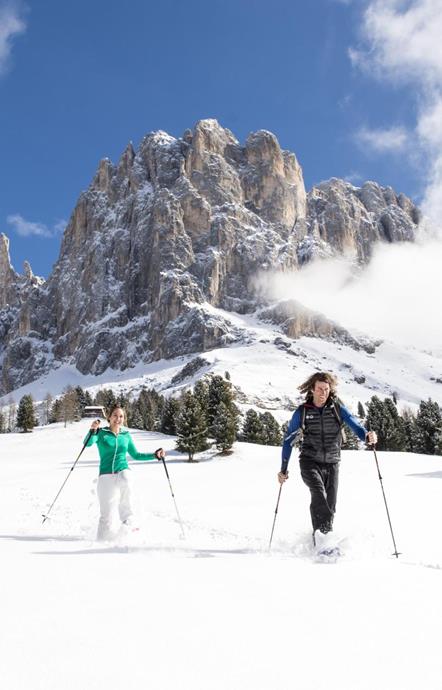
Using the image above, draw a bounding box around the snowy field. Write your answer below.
[1,420,442,690]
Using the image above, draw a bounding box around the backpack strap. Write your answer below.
[330,399,347,443]
[286,404,306,448]
[300,403,306,432]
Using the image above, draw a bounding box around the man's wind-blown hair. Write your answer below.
[298,372,338,401]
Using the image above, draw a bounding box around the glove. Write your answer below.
[278,471,288,484]
[155,448,164,460]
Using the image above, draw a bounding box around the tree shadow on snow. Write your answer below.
[34,545,263,557]
[0,533,87,543]
[406,471,442,479]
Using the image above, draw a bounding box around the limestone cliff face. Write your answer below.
[0,120,420,394]
[302,178,419,263]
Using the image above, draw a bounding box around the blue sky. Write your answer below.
[0,0,437,277]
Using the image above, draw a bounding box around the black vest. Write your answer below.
[299,401,342,465]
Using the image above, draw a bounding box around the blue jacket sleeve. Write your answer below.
[340,405,367,442]
[281,408,302,473]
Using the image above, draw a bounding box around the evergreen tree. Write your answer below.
[259,412,283,446]
[341,426,360,450]
[94,388,117,412]
[357,401,366,419]
[366,396,384,446]
[193,379,210,427]
[127,402,144,430]
[136,388,165,431]
[74,386,93,415]
[242,409,266,444]
[160,397,181,435]
[383,398,407,451]
[16,394,37,432]
[137,390,156,430]
[212,401,238,453]
[414,399,442,455]
[49,398,62,424]
[434,428,442,456]
[207,375,235,430]
[366,396,404,451]
[176,392,209,461]
[401,407,417,453]
[0,408,5,433]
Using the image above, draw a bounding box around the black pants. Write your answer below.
[299,461,339,534]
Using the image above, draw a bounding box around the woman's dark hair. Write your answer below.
[298,372,338,401]
[106,405,127,425]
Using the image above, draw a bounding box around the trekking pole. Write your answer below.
[371,444,400,558]
[157,451,185,539]
[268,484,283,552]
[42,428,96,524]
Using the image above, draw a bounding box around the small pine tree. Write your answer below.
[434,429,442,456]
[74,386,93,415]
[207,375,235,430]
[401,407,417,453]
[367,396,407,451]
[212,401,238,454]
[160,397,181,435]
[95,388,117,412]
[357,401,366,419]
[242,409,266,444]
[127,403,144,430]
[0,408,5,433]
[176,392,209,462]
[259,412,282,446]
[414,399,442,455]
[49,398,61,423]
[16,394,37,433]
[383,398,407,451]
[193,379,210,427]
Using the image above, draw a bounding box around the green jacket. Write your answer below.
[84,427,156,475]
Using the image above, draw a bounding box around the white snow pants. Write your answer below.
[97,470,134,540]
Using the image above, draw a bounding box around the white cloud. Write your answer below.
[7,214,66,238]
[257,238,442,351]
[351,0,442,226]
[355,125,409,153]
[0,1,26,76]
[343,170,364,184]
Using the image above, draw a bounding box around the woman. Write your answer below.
[85,405,165,540]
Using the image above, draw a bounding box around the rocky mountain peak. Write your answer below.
[0,120,422,394]
[0,234,19,309]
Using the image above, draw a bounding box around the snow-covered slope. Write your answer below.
[1,421,442,689]
[2,306,441,419]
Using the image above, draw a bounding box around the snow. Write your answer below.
[1,421,442,689]
[2,305,442,429]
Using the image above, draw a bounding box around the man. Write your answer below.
[278,372,377,544]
